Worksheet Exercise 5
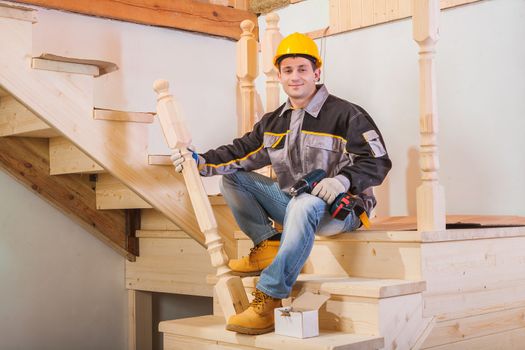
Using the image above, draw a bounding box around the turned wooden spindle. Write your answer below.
[413,0,446,231]
[153,80,249,319]
[262,12,283,112]
[236,19,258,136]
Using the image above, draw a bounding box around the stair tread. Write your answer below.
[32,53,118,77]
[234,215,525,243]
[0,2,37,23]
[159,315,384,350]
[241,274,426,299]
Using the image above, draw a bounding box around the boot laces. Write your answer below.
[251,289,273,308]
[247,241,267,261]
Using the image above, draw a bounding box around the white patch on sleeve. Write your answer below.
[362,130,387,158]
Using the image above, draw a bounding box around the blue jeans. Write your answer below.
[220,171,360,299]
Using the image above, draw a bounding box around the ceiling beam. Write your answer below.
[11,0,258,40]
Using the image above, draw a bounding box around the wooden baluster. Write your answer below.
[153,80,248,320]
[413,0,446,231]
[236,19,258,136]
[262,12,283,112]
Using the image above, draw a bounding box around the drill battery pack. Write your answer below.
[330,193,371,228]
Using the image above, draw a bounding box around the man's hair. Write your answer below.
[277,54,317,71]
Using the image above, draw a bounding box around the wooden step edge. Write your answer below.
[136,229,189,239]
[159,315,385,350]
[232,230,422,243]
[207,274,426,299]
[0,2,37,23]
[32,53,118,77]
[93,108,154,124]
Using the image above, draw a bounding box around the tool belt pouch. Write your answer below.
[330,193,365,221]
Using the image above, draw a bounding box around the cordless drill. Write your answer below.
[289,169,371,228]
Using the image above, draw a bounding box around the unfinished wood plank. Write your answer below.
[159,315,385,350]
[32,57,100,76]
[97,173,152,209]
[94,108,154,123]
[0,86,9,97]
[11,0,258,40]
[373,0,387,23]
[0,137,131,259]
[385,0,399,21]
[35,53,118,76]
[0,1,37,22]
[128,290,152,350]
[0,95,58,137]
[141,209,181,230]
[422,305,525,348]
[126,237,216,296]
[421,236,525,318]
[308,0,483,39]
[423,326,525,350]
[49,136,104,175]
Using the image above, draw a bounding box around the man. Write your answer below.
[172,32,392,335]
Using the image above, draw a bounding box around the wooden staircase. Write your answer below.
[3,2,525,350]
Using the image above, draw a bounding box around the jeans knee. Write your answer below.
[287,194,326,220]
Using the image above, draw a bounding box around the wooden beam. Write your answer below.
[96,173,152,210]
[0,137,133,260]
[128,290,152,350]
[11,0,258,41]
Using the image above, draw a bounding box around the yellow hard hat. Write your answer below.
[273,32,322,68]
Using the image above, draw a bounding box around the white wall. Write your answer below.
[0,171,127,350]
[258,0,525,217]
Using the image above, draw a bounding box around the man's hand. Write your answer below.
[311,177,346,204]
[170,147,202,173]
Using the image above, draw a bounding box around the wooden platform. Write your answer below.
[160,315,384,350]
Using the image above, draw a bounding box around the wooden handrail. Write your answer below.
[153,79,248,320]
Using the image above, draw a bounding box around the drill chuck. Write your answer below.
[289,169,327,197]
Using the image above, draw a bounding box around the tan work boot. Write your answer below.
[226,289,282,335]
[228,239,279,276]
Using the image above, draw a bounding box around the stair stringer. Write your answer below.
[0,14,215,250]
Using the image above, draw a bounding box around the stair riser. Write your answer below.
[237,239,422,280]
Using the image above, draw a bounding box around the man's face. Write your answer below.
[278,57,320,103]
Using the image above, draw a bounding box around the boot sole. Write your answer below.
[226,323,274,335]
[229,270,262,277]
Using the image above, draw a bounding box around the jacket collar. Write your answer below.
[278,84,329,118]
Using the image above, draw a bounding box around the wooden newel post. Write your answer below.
[236,19,258,136]
[153,80,249,319]
[413,0,446,231]
[262,13,282,112]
